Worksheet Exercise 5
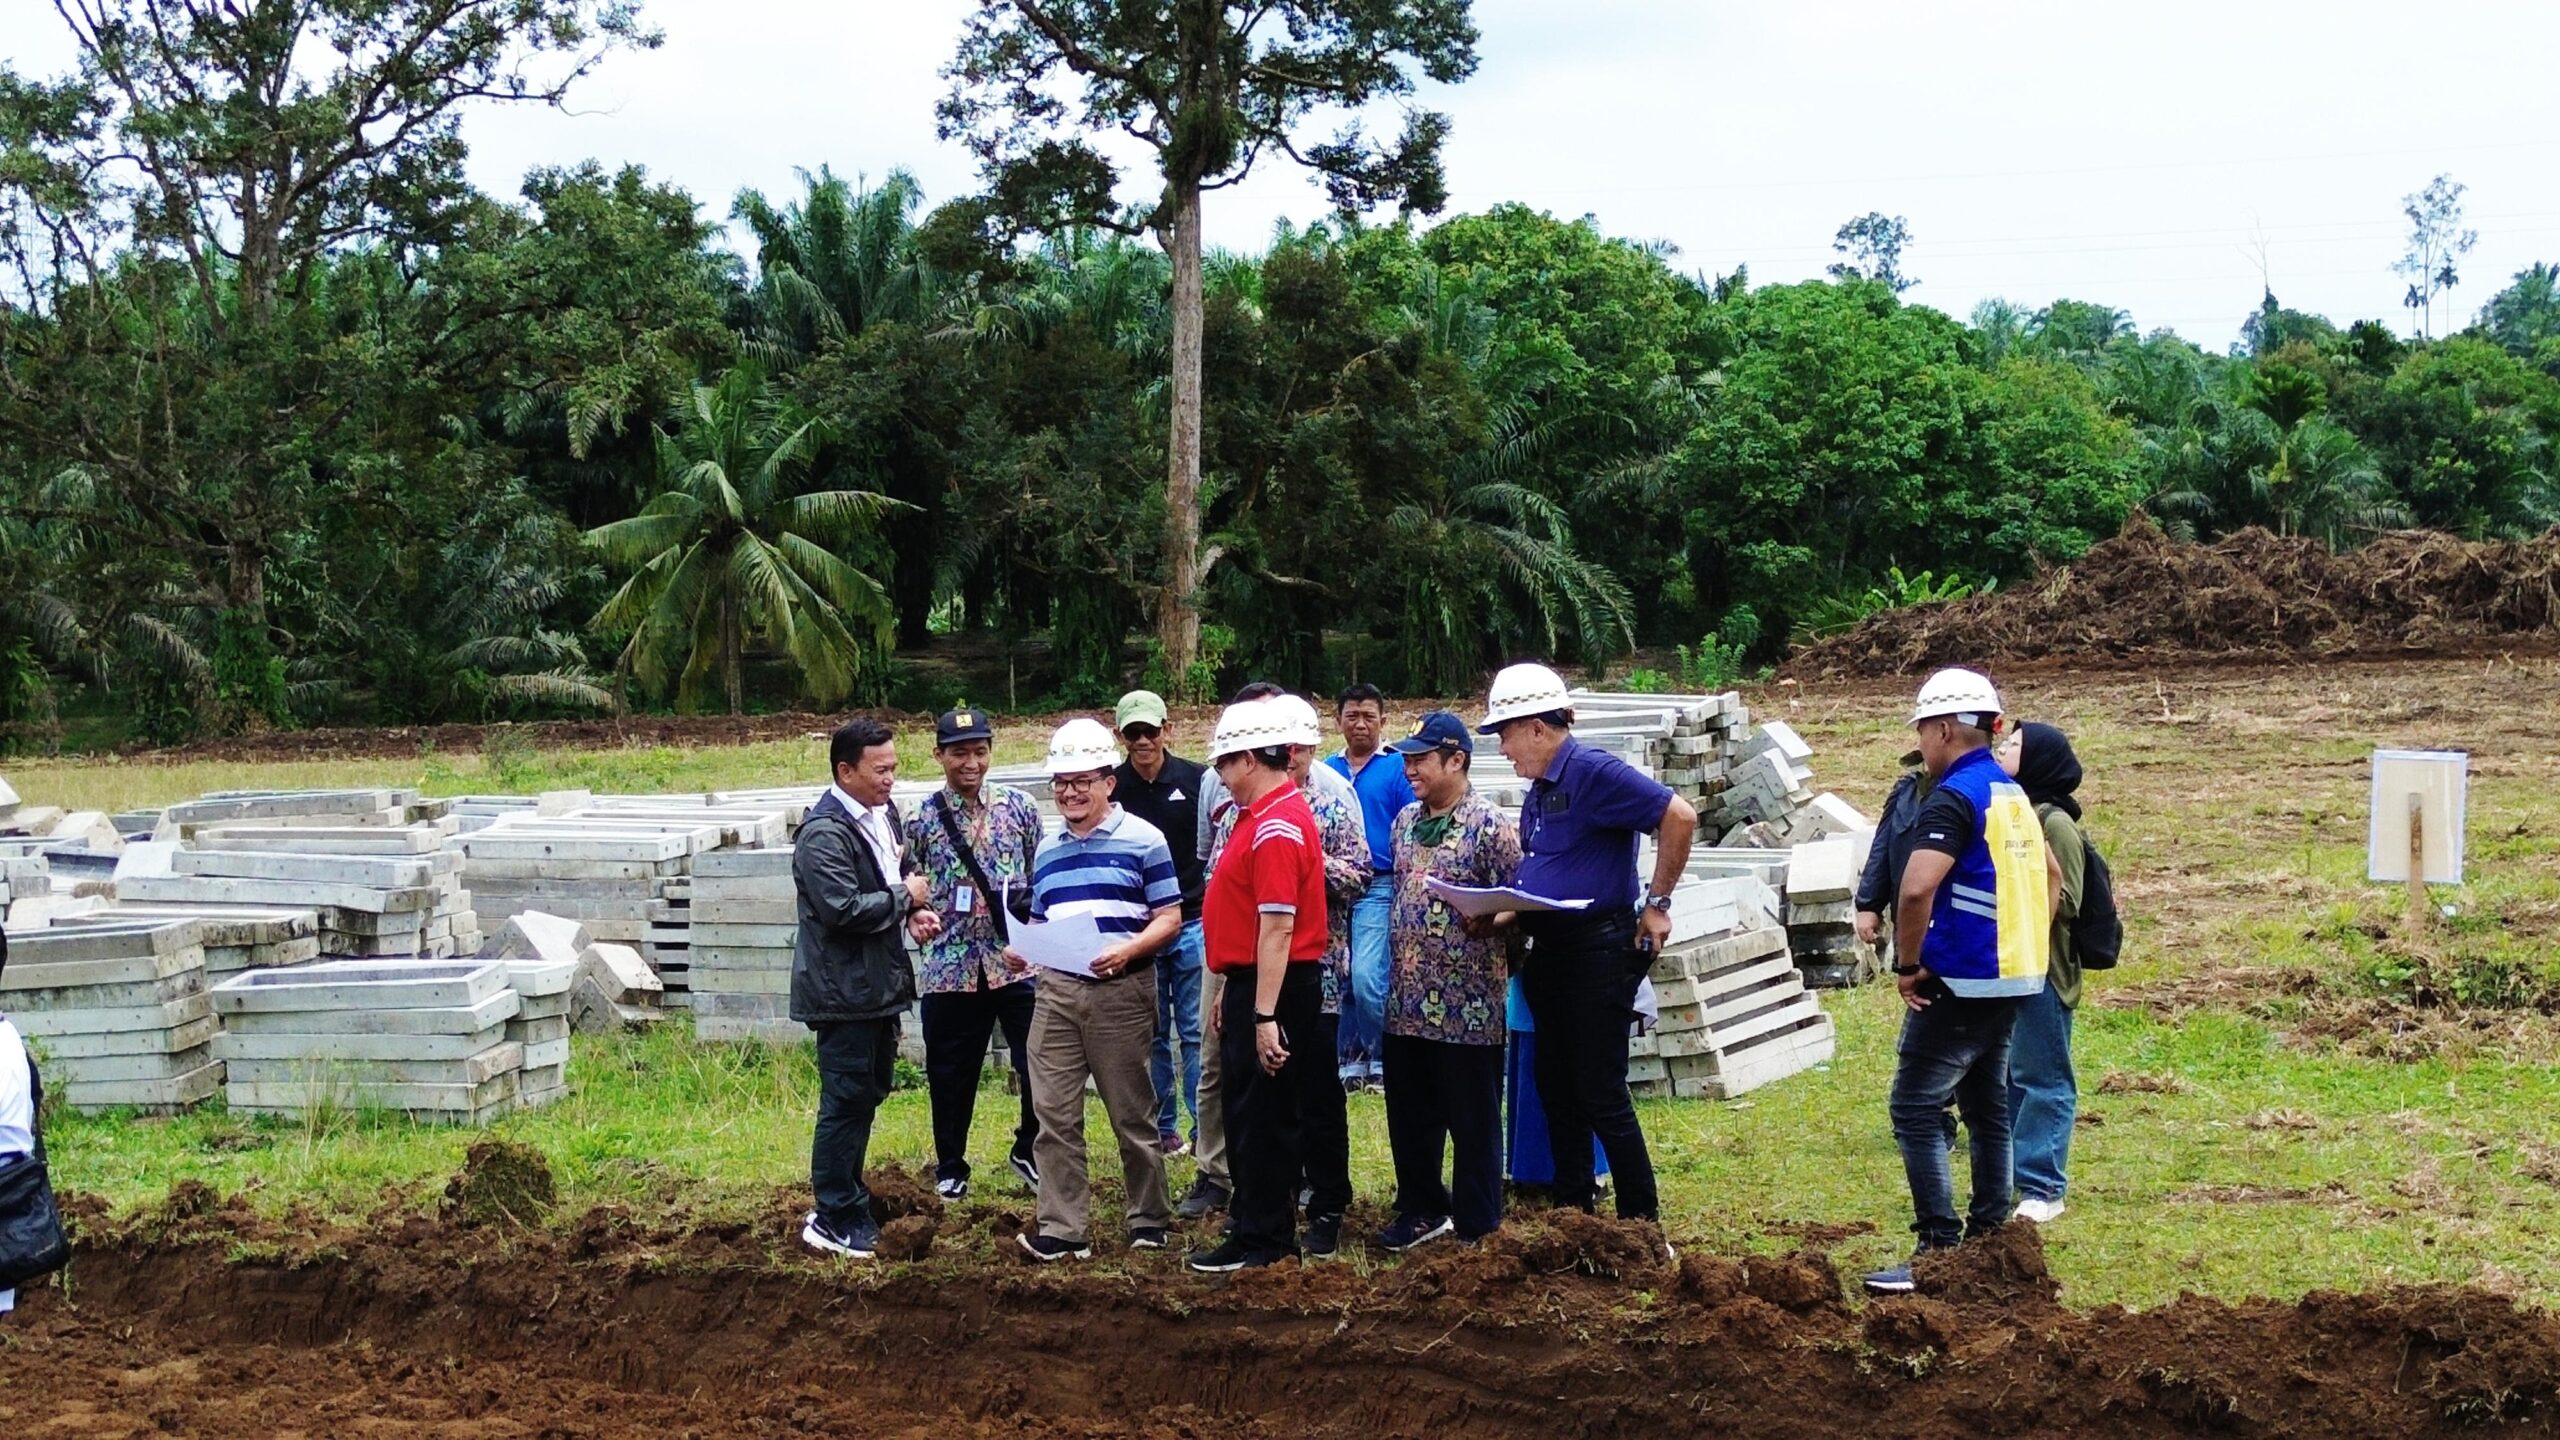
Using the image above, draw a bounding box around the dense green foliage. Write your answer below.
[2,6,2556,743]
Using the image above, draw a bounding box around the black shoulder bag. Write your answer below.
[0,1049,72,1289]
[931,793,1030,939]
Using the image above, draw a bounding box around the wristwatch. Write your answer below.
[1641,893,1674,913]
[1893,964,1923,977]
[1255,1012,1279,1025]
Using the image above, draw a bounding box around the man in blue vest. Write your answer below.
[1865,668,2063,1294]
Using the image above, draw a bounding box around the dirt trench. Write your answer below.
[6,1195,2557,1439]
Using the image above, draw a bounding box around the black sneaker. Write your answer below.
[1018,1232,1092,1263]
[1187,1236,1265,1273]
[802,1211,878,1259]
[1008,1147,1041,1190]
[1129,1227,1171,1251]
[935,1175,969,1203]
[1176,1179,1230,1221]
[1301,1213,1343,1258]
[1378,1214,1454,1252]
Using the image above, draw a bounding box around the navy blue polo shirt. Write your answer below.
[1515,736,1675,910]
[1323,750,1418,874]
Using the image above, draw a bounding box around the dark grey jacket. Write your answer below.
[790,792,918,1024]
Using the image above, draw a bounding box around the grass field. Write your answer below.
[22,656,2560,1309]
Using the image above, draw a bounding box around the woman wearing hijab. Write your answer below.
[1996,721,2088,1224]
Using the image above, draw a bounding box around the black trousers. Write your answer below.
[920,982,1038,1181]
[811,1016,900,1229]
[1219,963,1343,1257]
[1519,910,1659,1221]
[1383,1032,1506,1238]
[1302,1010,1353,1221]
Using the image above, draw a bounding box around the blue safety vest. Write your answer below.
[1925,748,2051,998]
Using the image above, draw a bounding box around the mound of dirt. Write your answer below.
[11,1188,2560,1439]
[444,1140,557,1227]
[1790,518,2560,677]
[1913,1221,2061,1307]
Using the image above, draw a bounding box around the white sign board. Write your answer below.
[2367,749,2467,885]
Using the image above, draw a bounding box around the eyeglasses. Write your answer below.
[1120,724,1161,741]
[1049,773,1107,794]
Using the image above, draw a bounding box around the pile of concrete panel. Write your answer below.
[488,909,661,1035]
[1628,874,1836,1100]
[117,824,481,958]
[686,848,799,1043]
[2,919,224,1111]
[1780,837,1880,988]
[210,959,532,1124]
[0,853,44,926]
[493,946,575,1108]
[449,798,789,1006]
[51,905,322,976]
[0,774,123,873]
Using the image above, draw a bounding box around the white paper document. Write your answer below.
[1423,878,1593,917]
[1008,912,1105,977]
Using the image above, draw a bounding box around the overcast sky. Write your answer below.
[7,1,2554,348]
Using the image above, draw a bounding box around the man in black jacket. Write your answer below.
[795,717,936,1259]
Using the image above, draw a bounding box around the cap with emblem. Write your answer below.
[936,706,994,748]
[1385,709,1472,756]
[1113,689,1169,732]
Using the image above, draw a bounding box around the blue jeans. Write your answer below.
[1152,919,1205,1142]
[1890,991,2023,1251]
[1338,877,1395,1078]
[2007,980,2076,1202]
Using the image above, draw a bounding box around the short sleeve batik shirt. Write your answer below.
[905,784,1045,994]
[1386,791,1522,1046]
[1306,777,1371,1015]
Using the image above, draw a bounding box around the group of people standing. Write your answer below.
[781,662,2095,1285]
[786,662,1697,1269]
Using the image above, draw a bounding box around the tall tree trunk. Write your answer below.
[1156,181,1206,695]
[721,590,743,715]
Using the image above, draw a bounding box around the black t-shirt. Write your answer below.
[1114,754,1208,919]
[1909,785,1980,859]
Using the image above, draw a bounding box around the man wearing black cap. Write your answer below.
[1376,711,1522,1249]
[905,706,1046,1201]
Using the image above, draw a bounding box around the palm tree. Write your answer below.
[1384,478,1636,695]
[732,168,934,367]
[588,365,902,713]
[2262,418,2408,545]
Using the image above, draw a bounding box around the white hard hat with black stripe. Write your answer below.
[1207,697,1294,761]
[1910,667,2004,728]
[1476,662,1573,734]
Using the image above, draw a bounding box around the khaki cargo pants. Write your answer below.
[1028,970,1174,1241]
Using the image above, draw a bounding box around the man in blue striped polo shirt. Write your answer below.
[1004,718,1183,1261]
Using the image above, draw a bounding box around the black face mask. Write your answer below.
[2012,721,2084,820]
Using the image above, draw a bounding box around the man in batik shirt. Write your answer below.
[1377,710,1522,1249]
[905,706,1045,1201]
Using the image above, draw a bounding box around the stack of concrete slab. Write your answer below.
[1628,874,1836,1100]
[687,848,800,1043]
[490,909,661,1035]
[209,959,526,1124]
[1781,837,1877,989]
[0,853,43,925]
[494,949,576,1108]
[0,775,121,871]
[1,919,223,1112]
[157,787,456,837]
[50,905,322,976]
[116,826,480,958]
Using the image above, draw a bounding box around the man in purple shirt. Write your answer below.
[1480,663,1697,1224]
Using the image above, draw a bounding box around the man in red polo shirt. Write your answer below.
[1187,697,1332,1272]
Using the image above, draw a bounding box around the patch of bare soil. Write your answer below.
[8,1178,2559,1438]
[1790,518,2560,678]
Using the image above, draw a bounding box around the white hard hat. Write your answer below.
[1270,693,1323,748]
[1044,717,1122,775]
[1477,662,1573,734]
[1207,697,1293,761]
[1911,668,2004,727]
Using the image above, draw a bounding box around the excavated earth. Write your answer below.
[1791,519,2560,678]
[6,1180,2558,1439]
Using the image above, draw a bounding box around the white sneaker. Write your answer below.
[2014,1196,2066,1224]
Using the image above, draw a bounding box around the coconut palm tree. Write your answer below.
[588,365,902,713]
[2262,418,2408,545]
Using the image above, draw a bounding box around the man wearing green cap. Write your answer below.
[1111,689,1209,1159]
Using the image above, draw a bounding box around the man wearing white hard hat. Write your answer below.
[1479,661,1697,1225]
[1266,690,1367,1258]
[1187,697,1334,1272]
[1003,718,1183,1261]
[1863,668,2061,1295]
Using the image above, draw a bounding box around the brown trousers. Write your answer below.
[1029,972,1173,1240]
